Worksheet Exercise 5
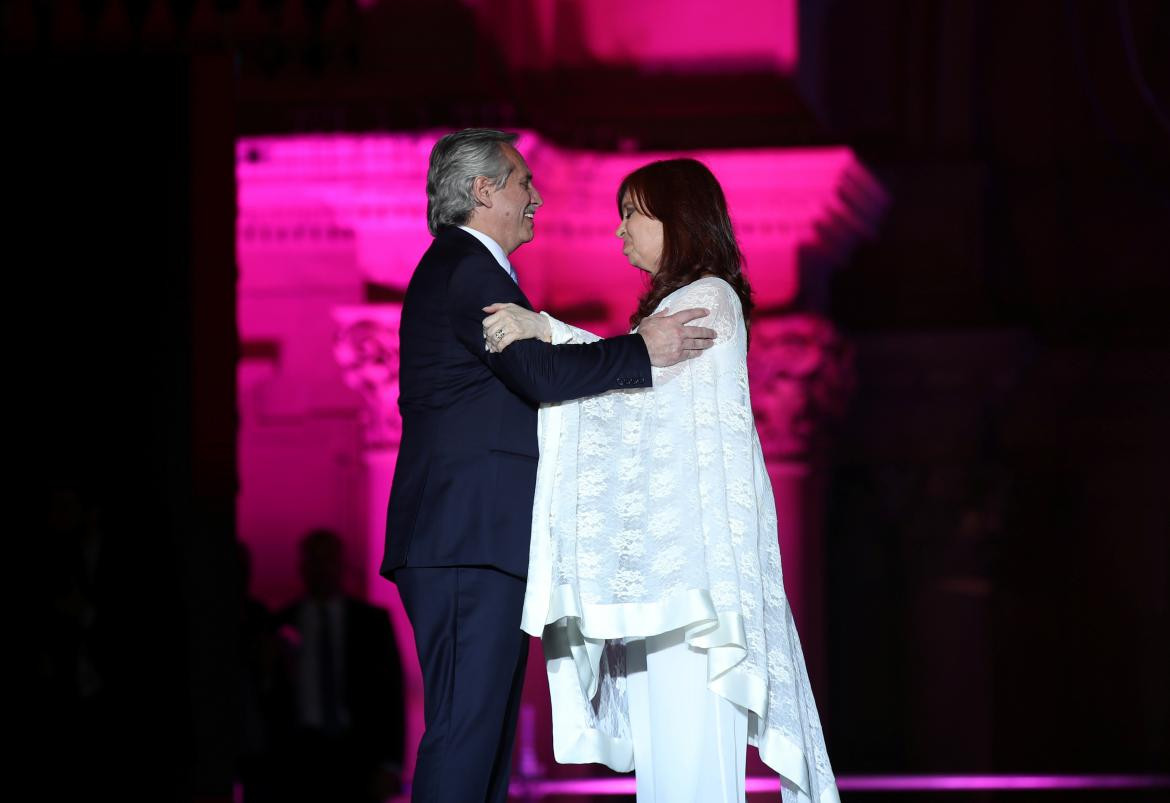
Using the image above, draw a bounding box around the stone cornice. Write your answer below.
[238,132,887,304]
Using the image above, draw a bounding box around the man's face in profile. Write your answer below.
[488,145,543,254]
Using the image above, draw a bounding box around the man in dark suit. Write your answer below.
[385,129,715,803]
[275,529,404,803]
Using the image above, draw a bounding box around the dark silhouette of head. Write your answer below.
[617,158,753,334]
[298,528,345,600]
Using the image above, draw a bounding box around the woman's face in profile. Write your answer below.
[615,192,664,274]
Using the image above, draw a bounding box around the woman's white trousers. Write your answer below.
[626,627,749,803]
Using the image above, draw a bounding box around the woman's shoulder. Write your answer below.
[656,276,744,344]
[662,276,740,310]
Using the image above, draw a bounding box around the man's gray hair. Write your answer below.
[427,128,518,236]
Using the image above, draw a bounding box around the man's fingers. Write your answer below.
[684,337,715,351]
[684,326,717,342]
[667,307,710,324]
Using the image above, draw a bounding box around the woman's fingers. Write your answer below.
[483,310,515,350]
[482,303,525,331]
[483,303,548,348]
[484,330,518,353]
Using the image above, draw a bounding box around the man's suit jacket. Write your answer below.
[384,226,651,579]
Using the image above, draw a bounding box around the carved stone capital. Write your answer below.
[748,313,855,460]
[333,304,402,448]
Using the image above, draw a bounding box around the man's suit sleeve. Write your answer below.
[448,255,652,403]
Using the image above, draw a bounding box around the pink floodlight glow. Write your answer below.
[236,133,883,336]
[835,774,1170,791]
[463,0,798,74]
[504,774,1170,796]
[236,130,885,785]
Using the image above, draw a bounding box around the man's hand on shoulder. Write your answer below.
[638,308,716,367]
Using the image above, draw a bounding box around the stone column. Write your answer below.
[748,313,854,691]
[332,303,424,781]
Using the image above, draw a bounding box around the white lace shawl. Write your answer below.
[521,277,839,803]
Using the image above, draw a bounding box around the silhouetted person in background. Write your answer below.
[236,541,280,803]
[33,481,112,797]
[274,529,404,803]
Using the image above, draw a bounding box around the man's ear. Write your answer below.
[471,175,494,208]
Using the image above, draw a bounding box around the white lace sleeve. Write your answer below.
[541,312,601,345]
[521,312,601,638]
[640,278,742,385]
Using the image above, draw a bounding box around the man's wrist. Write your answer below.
[634,331,655,366]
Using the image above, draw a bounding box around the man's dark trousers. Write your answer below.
[395,567,527,802]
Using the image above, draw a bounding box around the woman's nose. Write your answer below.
[615,222,625,237]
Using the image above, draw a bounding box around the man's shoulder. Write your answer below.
[406,230,496,305]
[414,229,499,283]
[423,227,489,262]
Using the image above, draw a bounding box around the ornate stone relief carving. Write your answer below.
[333,305,403,448]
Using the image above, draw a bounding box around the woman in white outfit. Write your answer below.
[483,158,839,803]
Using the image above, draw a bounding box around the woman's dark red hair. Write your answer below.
[618,158,753,335]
